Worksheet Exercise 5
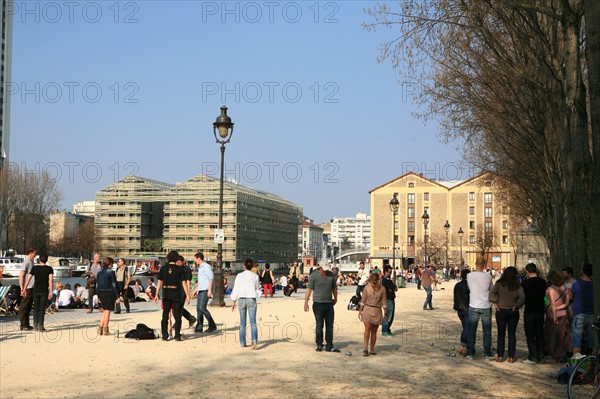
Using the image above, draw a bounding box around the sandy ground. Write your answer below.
[0,280,567,399]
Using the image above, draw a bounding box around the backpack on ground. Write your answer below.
[125,323,156,340]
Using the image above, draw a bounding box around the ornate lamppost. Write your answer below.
[444,220,450,280]
[458,227,464,267]
[211,106,234,307]
[421,210,429,267]
[389,193,399,268]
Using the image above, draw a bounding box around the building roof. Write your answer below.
[99,175,174,192]
[368,171,489,193]
[302,220,323,230]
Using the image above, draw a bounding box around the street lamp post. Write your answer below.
[458,227,464,267]
[389,193,399,269]
[421,210,429,267]
[211,106,234,307]
[444,220,450,280]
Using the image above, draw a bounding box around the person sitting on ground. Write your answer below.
[49,282,63,313]
[279,275,288,291]
[283,283,295,297]
[130,279,146,301]
[145,278,157,300]
[74,283,85,298]
[57,283,83,309]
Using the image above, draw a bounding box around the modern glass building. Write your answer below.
[95,174,302,264]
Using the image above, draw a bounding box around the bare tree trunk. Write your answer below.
[584,0,600,332]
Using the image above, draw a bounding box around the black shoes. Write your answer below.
[206,326,217,333]
[126,309,130,313]
[189,317,197,329]
[115,311,121,314]
[20,326,34,331]
[327,347,341,353]
[316,346,324,352]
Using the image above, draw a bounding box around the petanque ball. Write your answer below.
[446,352,450,356]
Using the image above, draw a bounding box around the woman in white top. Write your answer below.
[231,258,260,349]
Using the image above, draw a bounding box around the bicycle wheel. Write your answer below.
[568,355,600,399]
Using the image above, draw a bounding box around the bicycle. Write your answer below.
[567,316,600,398]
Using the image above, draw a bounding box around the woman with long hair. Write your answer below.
[489,266,525,363]
[358,273,387,356]
[545,270,572,362]
[96,257,120,336]
[231,258,260,349]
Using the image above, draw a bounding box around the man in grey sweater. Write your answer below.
[304,262,340,353]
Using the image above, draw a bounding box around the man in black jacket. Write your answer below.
[454,268,470,355]
[381,266,398,337]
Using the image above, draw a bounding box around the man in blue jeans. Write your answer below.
[421,265,438,310]
[466,257,493,359]
[193,252,217,333]
[304,262,340,353]
[571,263,594,359]
[381,265,397,336]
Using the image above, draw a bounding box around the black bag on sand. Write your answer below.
[125,323,156,340]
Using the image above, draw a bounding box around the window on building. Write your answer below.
[407,221,415,232]
[469,235,475,244]
[408,207,415,218]
[424,206,429,216]
[485,221,493,233]
[394,221,398,229]
[469,192,475,201]
[424,192,429,201]
[502,206,508,215]
[502,220,508,230]
[408,235,414,246]
[470,221,475,229]
[394,234,398,243]
[408,193,415,204]
[408,182,414,187]
[485,207,492,218]
[469,206,475,215]
[502,235,509,244]
[484,193,492,203]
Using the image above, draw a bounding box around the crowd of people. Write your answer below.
[453,259,592,365]
[5,249,593,366]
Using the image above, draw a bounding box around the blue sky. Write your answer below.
[8,1,468,223]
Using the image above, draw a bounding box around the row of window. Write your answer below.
[398,234,509,246]
[404,192,493,203]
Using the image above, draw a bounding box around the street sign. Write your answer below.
[214,229,224,244]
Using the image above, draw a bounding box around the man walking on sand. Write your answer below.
[194,252,217,333]
[421,264,439,310]
[466,257,493,360]
[304,262,340,353]
[177,255,197,329]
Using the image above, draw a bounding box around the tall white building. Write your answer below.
[72,201,96,217]
[331,213,371,251]
[0,0,13,169]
